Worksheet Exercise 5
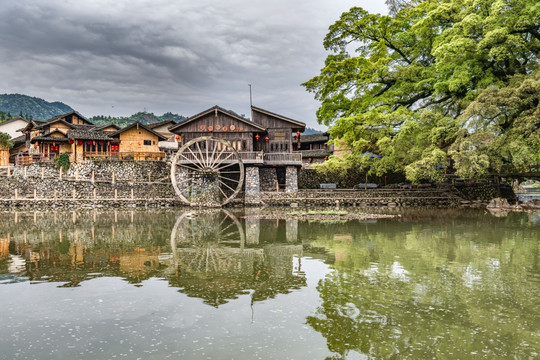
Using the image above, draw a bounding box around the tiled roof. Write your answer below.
[67,129,114,140]
[299,134,329,143]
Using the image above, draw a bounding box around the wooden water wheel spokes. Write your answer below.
[170,209,246,273]
[171,137,244,206]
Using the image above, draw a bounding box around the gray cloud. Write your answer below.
[0,0,387,129]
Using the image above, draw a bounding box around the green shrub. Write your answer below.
[55,153,70,171]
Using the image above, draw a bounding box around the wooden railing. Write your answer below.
[84,151,165,161]
[12,153,55,165]
[263,152,302,164]
[176,151,264,164]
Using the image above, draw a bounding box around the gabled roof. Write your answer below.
[10,134,26,145]
[0,116,31,126]
[111,122,168,141]
[300,133,329,143]
[31,129,70,143]
[147,120,176,129]
[169,105,266,132]
[36,111,93,129]
[251,106,306,128]
[94,124,121,131]
[67,129,114,141]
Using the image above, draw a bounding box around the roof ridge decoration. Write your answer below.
[169,105,266,132]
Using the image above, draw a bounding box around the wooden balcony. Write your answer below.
[263,152,302,166]
[84,151,165,161]
[175,151,302,166]
[176,151,264,165]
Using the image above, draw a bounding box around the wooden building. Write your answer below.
[11,112,166,164]
[295,132,333,165]
[168,105,305,204]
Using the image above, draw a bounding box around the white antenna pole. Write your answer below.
[248,84,253,120]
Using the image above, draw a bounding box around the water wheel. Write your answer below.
[171,137,244,206]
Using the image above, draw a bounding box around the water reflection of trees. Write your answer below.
[305,211,540,359]
[0,210,306,306]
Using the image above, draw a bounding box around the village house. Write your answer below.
[10,112,167,164]
[0,117,32,139]
[294,132,333,165]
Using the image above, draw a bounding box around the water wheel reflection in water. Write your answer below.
[170,210,254,276]
[170,137,244,207]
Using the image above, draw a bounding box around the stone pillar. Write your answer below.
[285,166,298,193]
[244,208,260,245]
[245,167,261,205]
[286,219,298,243]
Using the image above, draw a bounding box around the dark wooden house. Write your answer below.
[168,105,305,200]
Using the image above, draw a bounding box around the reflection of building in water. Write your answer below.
[0,238,9,260]
[0,210,307,305]
[169,210,306,306]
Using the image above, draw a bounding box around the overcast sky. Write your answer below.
[0,0,387,129]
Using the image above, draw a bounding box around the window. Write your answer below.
[144,140,152,146]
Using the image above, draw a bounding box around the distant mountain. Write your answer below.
[90,112,187,127]
[0,93,73,121]
[302,127,324,135]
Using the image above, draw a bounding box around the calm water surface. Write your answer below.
[1,208,539,359]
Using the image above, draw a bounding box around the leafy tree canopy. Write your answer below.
[0,132,13,149]
[304,0,540,182]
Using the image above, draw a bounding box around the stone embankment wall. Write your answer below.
[260,188,469,207]
[298,168,406,189]
[1,161,510,209]
[1,161,177,208]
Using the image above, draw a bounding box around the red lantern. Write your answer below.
[296,131,301,137]
[309,157,313,162]
[255,134,260,141]
[264,136,269,142]
[78,140,83,145]
[324,156,328,161]
[69,139,74,144]
[99,141,104,145]
[87,141,92,145]
[176,136,180,141]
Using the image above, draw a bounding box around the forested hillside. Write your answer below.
[0,94,73,121]
[89,112,186,127]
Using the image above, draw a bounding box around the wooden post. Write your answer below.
[114,189,118,200]
[93,188,97,200]
[148,172,151,183]
[14,189,18,200]
[34,189,37,201]
[112,172,115,184]
[131,172,134,183]
[131,188,134,200]
[7,165,10,176]
[276,180,279,192]
[41,167,44,179]
[72,211,76,224]
[91,171,95,183]
[59,167,62,180]
[72,189,76,200]
[114,211,118,223]
[24,166,27,178]
[76,169,79,181]
[54,190,57,201]
[34,212,37,224]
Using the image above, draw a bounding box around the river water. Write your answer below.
[1,208,539,359]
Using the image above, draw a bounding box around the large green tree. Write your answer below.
[304,0,540,182]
